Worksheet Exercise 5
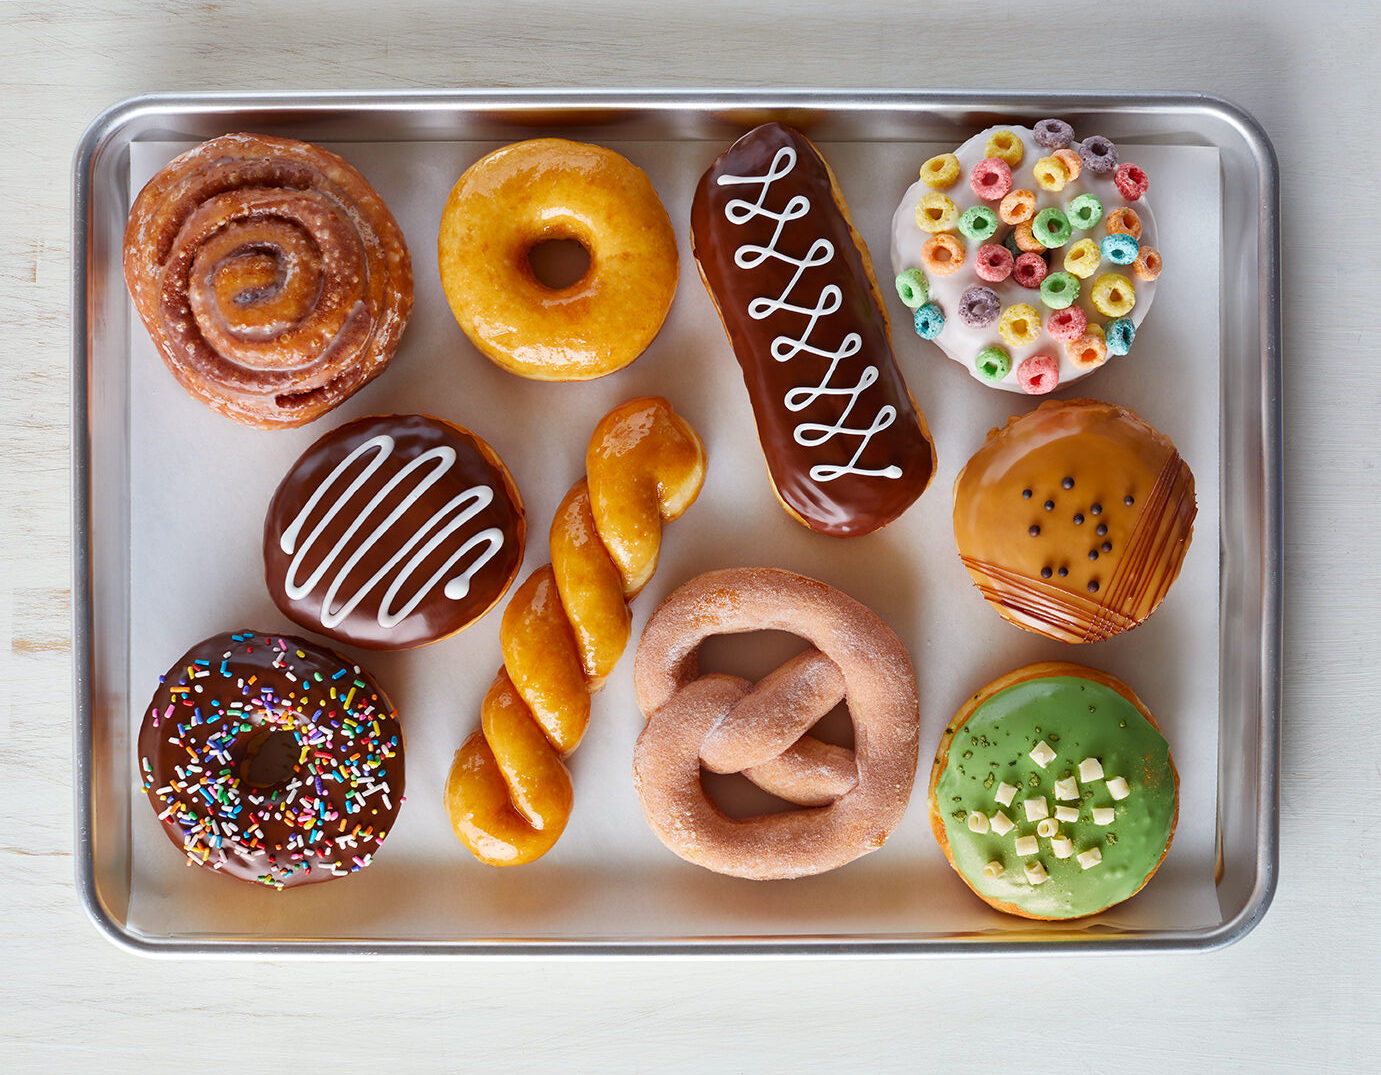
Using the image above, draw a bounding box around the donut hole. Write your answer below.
[241,726,301,788]
[526,237,590,291]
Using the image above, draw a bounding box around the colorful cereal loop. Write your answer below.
[1114,163,1149,201]
[1106,317,1136,355]
[999,189,1036,225]
[916,192,958,233]
[975,345,1012,384]
[1033,156,1069,192]
[998,303,1042,348]
[958,286,1001,328]
[1091,273,1136,317]
[1013,222,1046,253]
[1064,238,1102,278]
[975,243,1014,283]
[913,302,946,340]
[894,268,929,309]
[1104,206,1143,240]
[1046,304,1088,342]
[1016,353,1060,394]
[1079,135,1119,176]
[969,158,1013,201]
[1101,232,1140,266]
[1033,118,1074,150]
[958,205,999,242]
[1040,271,1080,310]
[1053,147,1083,182]
[1067,330,1109,370]
[919,153,961,190]
[1012,252,1049,290]
[921,233,966,275]
[984,129,1025,167]
[1032,207,1073,249]
[1133,245,1163,281]
[1067,193,1103,231]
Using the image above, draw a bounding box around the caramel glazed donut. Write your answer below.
[444,397,707,866]
[437,138,679,381]
[123,133,413,428]
[139,631,404,889]
[633,568,920,880]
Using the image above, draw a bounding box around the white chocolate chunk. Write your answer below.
[1036,818,1058,838]
[1092,807,1116,825]
[1051,835,1074,859]
[967,811,990,834]
[1029,740,1057,768]
[1014,835,1039,856]
[990,810,1015,836]
[1077,847,1103,870]
[1078,757,1104,782]
[1107,776,1131,800]
[995,781,1018,807]
[1055,804,1080,823]
[983,860,1004,879]
[1025,861,1049,885]
[1054,776,1079,801]
[1023,796,1050,822]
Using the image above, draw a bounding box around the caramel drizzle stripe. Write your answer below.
[959,556,1136,642]
[1088,451,1185,643]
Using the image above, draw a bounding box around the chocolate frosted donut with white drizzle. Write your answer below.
[264,414,525,649]
[692,122,935,537]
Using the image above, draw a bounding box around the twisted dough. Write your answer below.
[123,133,412,428]
[444,397,706,865]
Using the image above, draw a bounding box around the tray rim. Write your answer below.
[71,87,1281,958]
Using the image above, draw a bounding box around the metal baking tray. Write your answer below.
[73,90,1280,956]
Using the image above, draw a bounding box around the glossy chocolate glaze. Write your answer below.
[691,122,935,537]
[953,400,1196,643]
[264,414,525,649]
[138,631,404,889]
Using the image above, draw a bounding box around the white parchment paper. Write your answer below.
[124,133,1221,942]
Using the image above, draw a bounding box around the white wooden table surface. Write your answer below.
[3,1,1379,1071]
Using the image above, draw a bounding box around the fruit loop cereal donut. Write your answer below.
[444,397,706,866]
[891,122,1161,394]
[929,662,1178,919]
[632,568,920,880]
[123,134,413,428]
[138,631,404,889]
[438,139,679,381]
[953,399,1196,643]
[263,414,526,650]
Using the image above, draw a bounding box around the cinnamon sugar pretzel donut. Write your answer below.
[443,397,706,866]
[632,567,920,880]
[123,134,412,428]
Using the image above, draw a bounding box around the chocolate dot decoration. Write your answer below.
[1089,549,1099,561]
[1087,580,1100,594]
[1102,541,1113,553]
[1062,477,1074,490]
[1091,503,1103,515]
[1096,523,1108,536]
[1073,513,1085,525]
[1029,525,1041,537]
[1124,495,1135,506]
[1057,566,1068,578]
[1040,566,1053,579]
[1022,488,1032,500]
[1044,500,1055,511]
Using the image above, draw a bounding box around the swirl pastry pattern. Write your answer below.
[123,133,413,428]
[443,397,707,866]
[632,568,920,880]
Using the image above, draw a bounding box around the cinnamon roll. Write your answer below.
[123,133,413,428]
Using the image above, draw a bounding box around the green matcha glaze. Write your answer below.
[936,675,1176,919]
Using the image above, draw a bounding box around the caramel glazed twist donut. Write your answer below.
[444,397,707,865]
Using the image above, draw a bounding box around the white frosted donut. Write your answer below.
[890,123,1160,394]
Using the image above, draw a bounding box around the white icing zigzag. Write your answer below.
[280,434,505,630]
[717,145,901,483]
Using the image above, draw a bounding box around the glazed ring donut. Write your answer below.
[437,139,679,381]
[632,567,921,880]
[123,133,413,428]
[138,630,404,889]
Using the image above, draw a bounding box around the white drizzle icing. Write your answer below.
[280,434,505,630]
[717,145,901,483]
